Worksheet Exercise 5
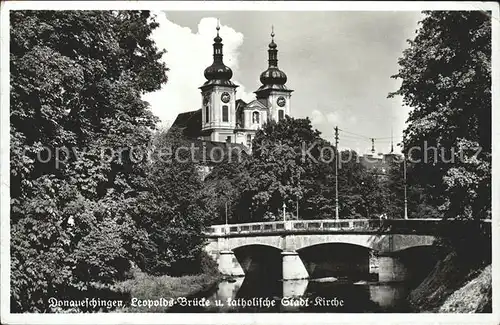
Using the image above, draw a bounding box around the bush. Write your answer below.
[199,251,219,276]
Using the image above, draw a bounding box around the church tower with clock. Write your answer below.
[172,23,293,150]
[199,22,238,143]
[254,27,293,123]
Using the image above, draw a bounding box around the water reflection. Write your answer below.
[212,277,245,302]
[369,284,408,309]
[206,276,412,313]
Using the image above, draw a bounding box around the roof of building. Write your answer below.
[169,108,250,164]
[244,99,268,110]
[171,109,202,138]
[236,99,247,108]
[255,28,293,95]
[200,23,238,90]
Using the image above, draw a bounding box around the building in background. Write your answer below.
[360,140,402,177]
[171,24,293,150]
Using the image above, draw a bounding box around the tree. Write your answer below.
[10,11,167,312]
[236,117,338,221]
[202,159,250,224]
[389,11,491,221]
[226,117,397,222]
[383,158,442,219]
[336,150,386,219]
[129,129,211,276]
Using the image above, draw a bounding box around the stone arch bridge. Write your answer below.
[204,219,491,282]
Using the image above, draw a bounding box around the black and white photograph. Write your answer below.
[0,1,498,324]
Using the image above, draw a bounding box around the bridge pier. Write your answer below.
[282,251,309,280]
[218,250,245,276]
[377,255,408,283]
[282,279,308,298]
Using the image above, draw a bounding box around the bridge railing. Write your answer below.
[206,219,386,236]
[205,218,491,237]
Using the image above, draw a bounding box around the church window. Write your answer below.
[246,134,252,148]
[205,105,209,123]
[222,105,229,122]
[278,109,284,121]
[252,112,260,124]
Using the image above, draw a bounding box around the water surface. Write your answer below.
[173,275,413,313]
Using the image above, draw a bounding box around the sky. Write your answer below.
[143,11,424,154]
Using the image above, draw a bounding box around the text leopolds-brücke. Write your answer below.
[130,297,345,309]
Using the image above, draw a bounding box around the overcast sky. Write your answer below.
[143,11,424,154]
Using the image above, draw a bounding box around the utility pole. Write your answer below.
[403,142,408,220]
[390,127,394,153]
[335,126,339,220]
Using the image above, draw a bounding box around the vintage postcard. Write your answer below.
[0,1,499,324]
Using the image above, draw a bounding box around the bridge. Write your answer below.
[205,218,491,283]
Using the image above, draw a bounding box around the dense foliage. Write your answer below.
[204,116,406,223]
[389,11,492,266]
[389,11,491,221]
[129,129,212,276]
[9,10,179,312]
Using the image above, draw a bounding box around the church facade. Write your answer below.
[172,24,293,150]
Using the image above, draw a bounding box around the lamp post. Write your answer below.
[225,202,228,225]
[296,199,299,220]
[296,176,301,220]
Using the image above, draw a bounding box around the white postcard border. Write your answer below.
[1,1,499,324]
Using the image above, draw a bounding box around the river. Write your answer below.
[171,275,414,313]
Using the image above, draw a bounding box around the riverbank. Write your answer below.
[112,267,222,312]
[439,264,491,312]
[408,251,491,313]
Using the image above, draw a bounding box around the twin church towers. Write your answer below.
[172,22,293,149]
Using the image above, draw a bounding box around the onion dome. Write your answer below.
[258,27,288,87]
[202,21,235,85]
[260,67,287,85]
[204,62,233,81]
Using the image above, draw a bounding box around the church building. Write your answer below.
[171,23,293,150]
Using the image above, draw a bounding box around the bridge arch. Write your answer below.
[387,235,435,253]
[226,236,283,251]
[232,244,282,279]
[287,234,379,251]
[297,242,373,280]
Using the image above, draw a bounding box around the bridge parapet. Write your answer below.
[206,219,376,236]
[205,218,491,237]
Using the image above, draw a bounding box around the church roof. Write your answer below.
[236,99,247,107]
[170,109,202,138]
[169,109,251,162]
[255,27,293,95]
[201,21,238,90]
